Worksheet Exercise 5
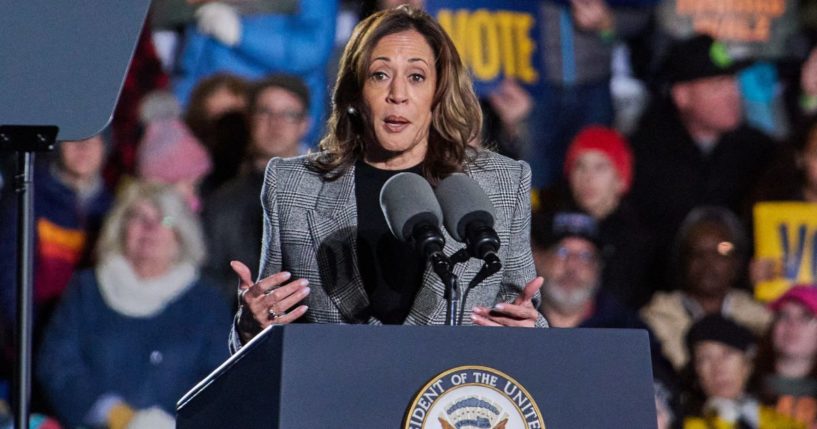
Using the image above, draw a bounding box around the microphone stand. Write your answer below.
[458,253,502,326]
[413,224,461,326]
[429,253,460,326]
[434,247,503,326]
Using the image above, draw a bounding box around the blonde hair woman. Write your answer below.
[36,182,230,429]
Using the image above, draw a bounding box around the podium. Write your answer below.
[177,325,657,428]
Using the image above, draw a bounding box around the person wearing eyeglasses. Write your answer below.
[545,124,653,312]
[35,182,230,429]
[245,74,312,170]
[531,210,646,330]
[754,285,817,429]
[533,210,676,428]
[202,74,311,304]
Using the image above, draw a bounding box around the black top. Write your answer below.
[202,169,265,305]
[354,160,425,324]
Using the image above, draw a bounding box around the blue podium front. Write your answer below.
[177,325,656,428]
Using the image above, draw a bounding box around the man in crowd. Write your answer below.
[202,74,311,303]
[561,125,652,309]
[532,210,644,329]
[628,34,776,285]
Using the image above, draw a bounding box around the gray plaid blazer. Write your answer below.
[230,150,547,351]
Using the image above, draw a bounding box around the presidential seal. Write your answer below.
[403,365,545,429]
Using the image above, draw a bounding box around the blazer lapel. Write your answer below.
[306,164,370,323]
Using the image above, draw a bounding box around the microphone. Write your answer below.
[379,172,446,261]
[434,173,500,261]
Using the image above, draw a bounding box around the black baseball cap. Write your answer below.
[531,211,601,250]
[662,34,749,84]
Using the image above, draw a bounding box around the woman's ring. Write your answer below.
[268,307,281,319]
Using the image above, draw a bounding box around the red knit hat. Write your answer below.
[564,125,634,193]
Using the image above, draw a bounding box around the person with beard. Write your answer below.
[532,210,679,428]
[560,125,653,310]
[531,210,645,329]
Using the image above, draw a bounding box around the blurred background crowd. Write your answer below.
[1,0,817,427]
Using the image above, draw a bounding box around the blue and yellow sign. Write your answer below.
[754,202,817,301]
[426,0,541,96]
[425,0,659,97]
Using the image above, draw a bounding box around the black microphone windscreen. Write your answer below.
[379,172,443,242]
[434,173,496,242]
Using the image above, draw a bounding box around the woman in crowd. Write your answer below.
[36,182,230,429]
[755,285,817,428]
[230,5,547,351]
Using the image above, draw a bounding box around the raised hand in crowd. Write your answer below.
[487,79,533,140]
[749,257,781,286]
[802,47,817,114]
[193,2,241,47]
[570,0,614,33]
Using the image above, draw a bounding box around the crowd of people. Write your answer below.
[0,0,816,428]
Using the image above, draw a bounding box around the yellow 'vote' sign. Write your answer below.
[754,202,817,302]
[436,9,539,84]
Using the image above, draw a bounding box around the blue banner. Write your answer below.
[424,0,659,97]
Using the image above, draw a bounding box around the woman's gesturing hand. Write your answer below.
[231,261,310,343]
[471,277,544,327]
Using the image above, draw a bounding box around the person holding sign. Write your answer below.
[750,115,817,298]
[228,6,549,353]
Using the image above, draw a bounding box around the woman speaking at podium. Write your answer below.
[229,5,547,351]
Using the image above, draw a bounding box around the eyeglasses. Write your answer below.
[553,246,598,266]
[126,211,174,229]
[253,107,305,124]
[776,310,817,326]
